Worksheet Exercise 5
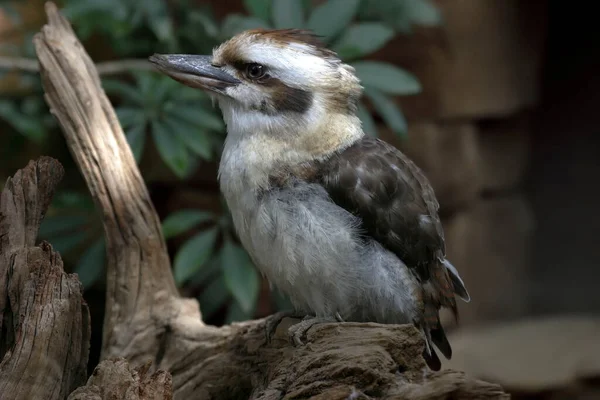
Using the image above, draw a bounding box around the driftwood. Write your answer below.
[0,157,90,400]
[0,2,509,399]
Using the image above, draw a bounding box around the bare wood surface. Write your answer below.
[68,358,172,400]
[33,1,184,364]
[25,2,509,399]
[0,157,90,400]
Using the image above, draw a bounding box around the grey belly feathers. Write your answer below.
[225,181,422,325]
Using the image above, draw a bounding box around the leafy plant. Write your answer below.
[104,72,224,177]
[0,0,440,324]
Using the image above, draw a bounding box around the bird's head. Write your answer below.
[149,29,364,148]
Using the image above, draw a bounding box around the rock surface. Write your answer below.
[387,122,482,214]
[442,196,535,325]
[375,0,548,120]
[446,316,600,394]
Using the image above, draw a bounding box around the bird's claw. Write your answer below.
[264,310,305,343]
[287,316,340,346]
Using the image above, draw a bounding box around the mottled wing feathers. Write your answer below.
[317,137,460,369]
[319,138,450,285]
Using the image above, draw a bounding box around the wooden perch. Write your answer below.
[0,157,90,400]
[0,2,510,398]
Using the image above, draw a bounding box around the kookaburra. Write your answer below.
[149,29,470,370]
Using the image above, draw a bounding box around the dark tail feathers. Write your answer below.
[422,324,452,371]
[422,259,469,371]
[442,258,470,302]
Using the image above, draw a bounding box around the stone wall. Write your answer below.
[373,0,548,327]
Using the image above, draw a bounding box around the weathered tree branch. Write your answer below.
[0,55,154,76]
[0,157,90,400]
[8,2,510,398]
[33,2,182,364]
[68,358,172,400]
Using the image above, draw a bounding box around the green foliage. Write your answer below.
[358,0,442,33]
[332,23,394,60]
[307,0,361,41]
[364,87,408,138]
[174,226,219,284]
[222,238,260,314]
[352,61,421,95]
[162,209,214,239]
[0,0,441,322]
[104,72,223,176]
[37,191,105,287]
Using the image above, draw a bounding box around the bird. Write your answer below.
[149,28,470,371]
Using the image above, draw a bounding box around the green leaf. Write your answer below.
[0,3,21,23]
[62,0,127,20]
[135,72,157,98]
[225,300,251,323]
[189,249,221,286]
[0,101,47,144]
[199,275,230,320]
[51,191,94,211]
[74,238,105,289]
[272,0,304,29]
[357,0,441,33]
[173,227,219,284]
[244,0,271,23]
[125,123,146,163]
[222,240,259,314]
[365,88,407,138]
[188,10,220,38]
[162,116,213,160]
[332,23,394,60]
[150,120,190,178]
[271,290,293,311]
[153,76,180,105]
[20,96,44,116]
[149,16,174,43]
[353,61,421,95]
[162,209,214,240]
[300,0,312,12]
[307,0,360,42]
[116,107,145,128]
[357,102,378,137]
[405,0,441,27]
[166,104,224,132]
[49,233,89,255]
[39,215,88,238]
[220,14,270,39]
[103,79,146,105]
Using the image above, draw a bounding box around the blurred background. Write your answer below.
[0,0,598,398]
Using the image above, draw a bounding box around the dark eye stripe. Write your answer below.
[264,78,313,114]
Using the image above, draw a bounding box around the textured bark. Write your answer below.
[33,2,180,366]
[0,157,91,400]
[1,2,512,399]
[68,358,173,400]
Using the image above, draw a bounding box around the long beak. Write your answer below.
[148,54,240,92]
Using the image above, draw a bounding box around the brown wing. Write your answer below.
[319,137,447,282]
[317,137,461,369]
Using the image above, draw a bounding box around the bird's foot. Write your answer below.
[288,313,344,346]
[264,310,306,343]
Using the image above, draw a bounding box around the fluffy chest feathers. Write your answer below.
[217,110,363,191]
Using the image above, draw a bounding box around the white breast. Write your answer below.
[218,139,422,323]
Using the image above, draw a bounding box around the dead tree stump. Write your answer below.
[0,157,90,400]
[0,2,510,399]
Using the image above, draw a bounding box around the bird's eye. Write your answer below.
[245,63,266,80]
